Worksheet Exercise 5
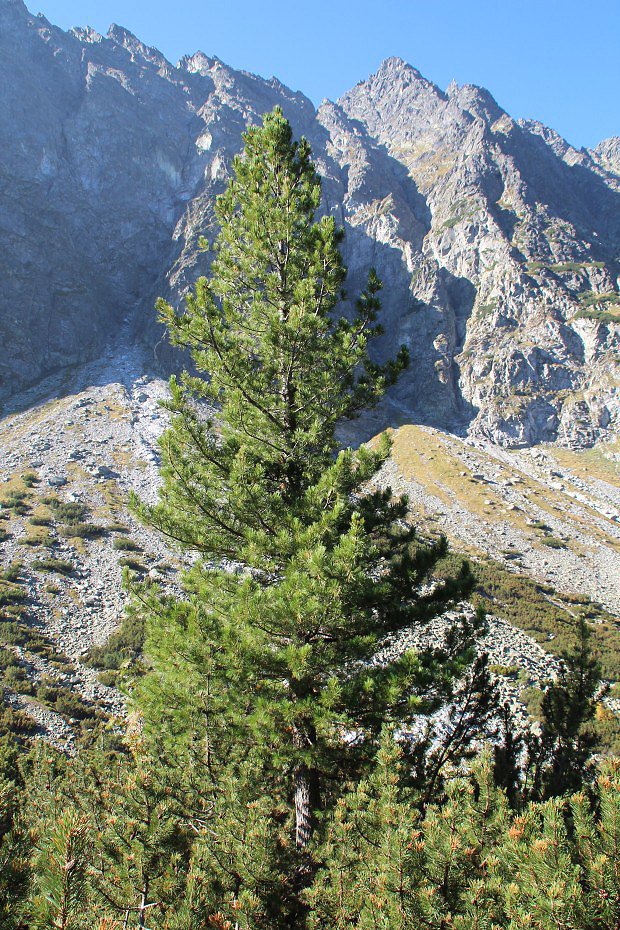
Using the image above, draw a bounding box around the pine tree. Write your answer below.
[492,701,523,810]
[31,808,91,930]
[0,737,31,929]
[307,730,419,929]
[70,737,191,929]
[527,618,602,800]
[135,107,486,927]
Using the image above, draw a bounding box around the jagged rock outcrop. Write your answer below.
[0,2,618,447]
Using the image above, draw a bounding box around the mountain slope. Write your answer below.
[0,0,618,450]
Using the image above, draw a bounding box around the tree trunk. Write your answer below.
[292,723,319,850]
[138,878,149,929]
[291,741,319,930]
[294,764,316,850]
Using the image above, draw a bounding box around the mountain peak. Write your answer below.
[178,51,216,75]
[106,23,170,68]
[375,56,427,83]
[447,81,504,124]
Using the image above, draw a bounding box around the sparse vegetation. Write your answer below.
[43,497,88,523]
[85,611,145,675]
[28,514,52,527]
[435,551,620,684]
[540,535,567,549]
[112,536,142,552]
[21,532,54,548]
[118,556,147,574]
[59,521,106,539]
[0,488,30,516]
[31,558,74,576]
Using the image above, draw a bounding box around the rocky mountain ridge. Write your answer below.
[0,0,618,448]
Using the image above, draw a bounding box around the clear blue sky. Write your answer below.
[33,0,618,150]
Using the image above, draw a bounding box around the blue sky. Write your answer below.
[33,0,618,150]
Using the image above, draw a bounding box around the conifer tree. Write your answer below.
[135,107,486,926]
[31,808,91,930]
[69,737,191,928]
[527,618,602,800]
[0,740,31,930]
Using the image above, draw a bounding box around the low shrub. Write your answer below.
[118,557,146,573]
[59,522,106,539]
[85,612,145,672]
[112,537,142,552]
[21,533,54,548]
[44,498,88,523]
[96,669,119,688]
[1,563,22,583]
[0,489,30,516]
[3,662,35,696]
[541,536,567,549]
[0,583,26,609]
[31,558,74,576]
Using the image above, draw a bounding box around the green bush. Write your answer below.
[21,533,54,548]
[118,557,146,573]
[541,536,567,549]
[85,613,145,672]
[112,537,142,552]
[59,522,106,539]
[31,558,74,576]
[44,498,88,523]
[1,563,22,583]
[434,551,620,684]
[0,583,26,609]
[0,489,30,516]
[2,663,35,696]
[0,702,37,741]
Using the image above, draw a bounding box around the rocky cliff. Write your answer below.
[1,0,618,447]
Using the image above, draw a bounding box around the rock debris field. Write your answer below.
[1,353,619,749]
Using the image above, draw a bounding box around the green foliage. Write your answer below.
[59,522,105,539]
[310,754,620,929]
[1,562,22,583]
[0,487,31,516]
[0,650,34,695]
[436,553,620,684]
[0,580,26,609]
[43,498,88,524]
[31,558,74,576]
[35,676,99,723]
[132,108,486,925]
[526,619,602,800]
[22,532,54,547]
[28,515,52,527]
[112,536,142,551]
[118,556,147,574]
[540,535,567,549]
[31,808,91,929]
[84,609,145,674]
[578,289,618,307]
[0,744,31,928]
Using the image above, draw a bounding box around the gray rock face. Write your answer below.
[0,4,618,447]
